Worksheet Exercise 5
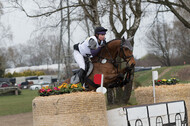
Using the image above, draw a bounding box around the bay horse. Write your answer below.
[64,37,136,90]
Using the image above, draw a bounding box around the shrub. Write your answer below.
[4,72,13,78]
[155,78,179,86]
[38,83,85,96]
[4,70,45,77]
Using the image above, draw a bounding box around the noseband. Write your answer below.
[120,40,134,64]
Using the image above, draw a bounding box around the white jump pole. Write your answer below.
[152,71,158,103]
[100,74,104,93]
[96,74,107,94]
[153,78,156,103]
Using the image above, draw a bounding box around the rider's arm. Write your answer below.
[90,47,101,57]
[88,38,98,50]
[100,40,106,47]
[88,38,102,57]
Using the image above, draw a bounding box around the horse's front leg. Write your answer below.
[118,67,127,73]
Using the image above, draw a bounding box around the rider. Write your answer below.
[73,26,107,84]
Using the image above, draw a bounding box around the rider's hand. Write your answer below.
[101,40,106,47]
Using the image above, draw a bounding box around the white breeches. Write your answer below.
[73,50,85,70]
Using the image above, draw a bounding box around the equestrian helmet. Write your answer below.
[95,26,107,35]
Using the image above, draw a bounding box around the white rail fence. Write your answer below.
[107,100,188,126]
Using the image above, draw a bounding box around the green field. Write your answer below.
[0,90,38,116]
[134,64,190,87]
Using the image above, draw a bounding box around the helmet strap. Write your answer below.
[95,34,99,39]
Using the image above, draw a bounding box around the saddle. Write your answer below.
[70,58,93,84]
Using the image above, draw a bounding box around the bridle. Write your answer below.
[119,39,134,64]
[95,39,134,68]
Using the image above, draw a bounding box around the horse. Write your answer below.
[64,37,136,90]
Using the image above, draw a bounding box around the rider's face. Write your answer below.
[98,34,106,41]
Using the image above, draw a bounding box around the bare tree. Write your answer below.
[5,0,84,79]
[0,25,13,45]
[109,0,142,41]
[145,22,176,66]
[173,20,190,64]
[0,2,3,16]
[0,2,12,46]
[0,47,7,77]
[0,2,13,70]
[78,0,101,27]
[0,55,6,77]
[135,54,162,66]
[146,0,190,29]
[24,35,61,66]
[6,47,18,67]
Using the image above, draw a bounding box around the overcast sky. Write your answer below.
[1,1,174,59]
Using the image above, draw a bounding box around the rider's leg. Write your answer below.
[78,68,86,84]
[73,50,85,70]
[73,50,86,84]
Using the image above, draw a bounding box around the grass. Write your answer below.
[128,91,137,105]
[157,65,185,79]
[134,64,190,87]
[0,89,38,116]
[134,70,152,87]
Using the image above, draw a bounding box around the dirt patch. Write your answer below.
[0,112,32,126]
[158,68,172,78]
[178,67,190,81]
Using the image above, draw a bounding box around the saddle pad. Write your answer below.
[70,62,93,84]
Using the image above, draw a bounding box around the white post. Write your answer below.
[101,74,104,93]
[152,71,158,103]
[153,79,156,103]
[96,74,107,94]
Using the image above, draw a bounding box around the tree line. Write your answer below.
[138,1,190,66]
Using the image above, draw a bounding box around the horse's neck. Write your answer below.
[91,39,121,62]
[103,40,121,59]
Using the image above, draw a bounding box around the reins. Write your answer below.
[96,46,115,64]
[93,39,134,71]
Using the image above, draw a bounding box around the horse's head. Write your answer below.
[119,37,136,68]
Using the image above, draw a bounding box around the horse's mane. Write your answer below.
[106,38,133,51]
[107,39,121,44]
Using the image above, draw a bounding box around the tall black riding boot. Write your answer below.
[78,68,86,84]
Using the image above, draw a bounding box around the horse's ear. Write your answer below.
[122,36,125,44]
[122,36,125,41]
[127,36,134,43]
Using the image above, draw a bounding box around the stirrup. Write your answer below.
[82,82,89,89]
